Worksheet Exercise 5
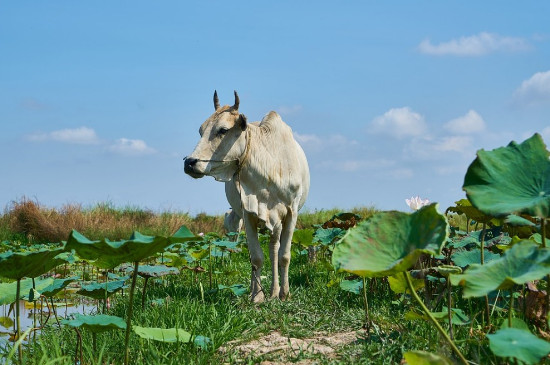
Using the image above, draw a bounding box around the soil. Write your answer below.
[220,330,358,364]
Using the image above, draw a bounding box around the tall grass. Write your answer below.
[0,198,377,244]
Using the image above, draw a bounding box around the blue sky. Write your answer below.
[1,2,549,214]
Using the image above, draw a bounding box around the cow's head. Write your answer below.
[184,90,248,182]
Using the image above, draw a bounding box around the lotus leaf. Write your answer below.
[487,327,550,364]
[339,279,362,294]
[405,307,470,326]
[66,230,184,269]
[41,277,78,298]
[451,249,500,267]
[129,265,180,278]
[437,265,462,277]
[332,204,448,277]
[212,240,239,250]
[63,314,126,333]
[133,326,192,343]
[0,316,14,329]
[77,279,127,299]
[0,277,54,305]
[446,198,494,223]
[450,240,550,297]
[218,284,247,297]
[463,133,550,218]
[314,227,344,245]
[403,350,452,365]
[0,248,66,280]
[504,214,536,227]
[388,274,424,294]
[169,225,200,244]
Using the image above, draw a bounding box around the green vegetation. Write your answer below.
[1,133,550,364]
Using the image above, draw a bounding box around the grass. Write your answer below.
[0,198,376,243]
[20,248,493,365]
[0,200,502,364]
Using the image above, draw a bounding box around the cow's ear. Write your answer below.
[239,114,247,131]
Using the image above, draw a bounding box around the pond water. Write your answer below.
[0,298,97,348]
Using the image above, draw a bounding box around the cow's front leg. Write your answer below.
[279,210,298,300]
[244,213,265,303]
[269,222,282,299]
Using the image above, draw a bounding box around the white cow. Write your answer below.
[224,208,243,233]
[184,91,310,302]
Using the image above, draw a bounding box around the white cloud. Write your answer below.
[27,127,100,144]
[444,110,486,134]
[109,138,157,156]
[294,132,322,146]
[318,158,395,172]
[404,135,475,160]
[514,70,550,105]
[294,132,358,153]
[278,105,303,116]
[418,32,530,56]
[433,136,474,153]
[370,107,427,139]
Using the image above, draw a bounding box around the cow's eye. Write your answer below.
[218,127,229,136]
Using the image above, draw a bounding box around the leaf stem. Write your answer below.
[508,290,514,328]
[404,271,468,365]
[124,261,139,365]
[16,278,22,364]
[447,277,453,340]
[362,277,370,335]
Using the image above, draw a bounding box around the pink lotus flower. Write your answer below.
[406,196,430,210]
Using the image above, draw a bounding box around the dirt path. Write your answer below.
[220,330,358,364]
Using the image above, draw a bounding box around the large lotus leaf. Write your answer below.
[463,133,550,218]
[487,327,550,364]
[63,314,126,333]
[41,276,78,298]
[450,240,550,297]
[0,248,66,280]
[0,277,54,305]
[76,279,127,299]
[403,350,452,365]
[332,204,448,277]
[66,230,174,269]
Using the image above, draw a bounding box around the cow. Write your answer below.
[184,91,310,302]
[224,208,243,234]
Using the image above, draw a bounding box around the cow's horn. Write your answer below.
[213,90,220,110]
[233,90,239,110]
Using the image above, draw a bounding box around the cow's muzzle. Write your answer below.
[183,157,205,178]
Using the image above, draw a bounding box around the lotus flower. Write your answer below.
[406,196,430,211]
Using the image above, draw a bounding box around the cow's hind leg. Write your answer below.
[269,222,282,299]
[244,213,265,303]
[279,210,297,300]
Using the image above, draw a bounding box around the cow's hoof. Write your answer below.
[251,291,265,303]
[279,292,291,301]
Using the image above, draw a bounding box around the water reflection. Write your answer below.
[0,298,97,346]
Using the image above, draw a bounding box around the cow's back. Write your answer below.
[225,112,309,230]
